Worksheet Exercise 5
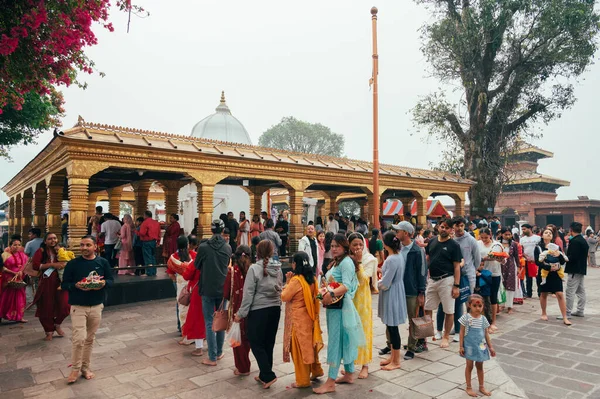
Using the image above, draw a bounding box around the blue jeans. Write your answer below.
[141,240,157,275]
[104,244,116,267]
[202,296,227,361]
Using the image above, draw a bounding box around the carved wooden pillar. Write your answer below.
[131,180,153,218]
[8,197,15,235]
[284,180,310,254]
[400,198,413,219]
[358,198,369,222]
[450,193,466,217]
[244,186,269,218]
[159,181,185,218]
[188,172,227,239]
[197,184,215,239]
[21,189,34,240]
[108,186,123,216]
[413,190,431,227]
[67,176,90,251]
[88,192,99,218]
[33,182,47,231]
[46,178,64,240]
[14,193,22,240]
[321,191,339,219]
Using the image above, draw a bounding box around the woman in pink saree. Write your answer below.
[118,214,135,275]
[0,237,28,322]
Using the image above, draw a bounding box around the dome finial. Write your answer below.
[220,91,226,103]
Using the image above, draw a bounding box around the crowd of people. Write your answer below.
[0,207,596,396]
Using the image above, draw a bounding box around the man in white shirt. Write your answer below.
[298,225,318,275]
[100,213,122,267]
[520,223,541,298]
[326,213,339,234]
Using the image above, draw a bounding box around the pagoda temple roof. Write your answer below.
[506,169,570,188]
[511,141,553,161]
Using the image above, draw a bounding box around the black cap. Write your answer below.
[211,219,224,233]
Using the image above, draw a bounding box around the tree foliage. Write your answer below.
[258,116,345,157]
[0,0,147,158]
[0,89,64,158]
[413,0,599,214]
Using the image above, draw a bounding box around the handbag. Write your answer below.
[177,282,197,306]
[458,274,471,304]
[7,274,27,289]
[114,237,122,251]
[23,258,39,278]
[323,293,344,309]
[212,300,229,332]
[227,266,235,330]
[411,305,434,339]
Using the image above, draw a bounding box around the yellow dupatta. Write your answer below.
[293,275,324,352]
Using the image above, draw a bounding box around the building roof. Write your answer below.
[52,118,470,184]
[511,141,554,160]
[190,92,252,145]
[507,169,570,188]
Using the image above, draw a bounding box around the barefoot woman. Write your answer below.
[378,231,407,370]
[313,234,365,395]
[31,233,70,340]
[0,237,28,323]
[536,226,571,325]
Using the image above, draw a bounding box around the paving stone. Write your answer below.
[548,377,594,394]
[411,378,457,397]
[0,368,35,391]
[511,376,573,399]
[419,361,455,375]
[390,369,435,388]
[33,368,64,384]
[535,363,600,385]
[503,364,552,383]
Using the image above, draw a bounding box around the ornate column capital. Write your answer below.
[66,160,109,179]
[187,171,227,187]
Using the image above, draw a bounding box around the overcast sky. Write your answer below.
[1,0,599,204]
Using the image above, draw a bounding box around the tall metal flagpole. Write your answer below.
[371,6,380,229]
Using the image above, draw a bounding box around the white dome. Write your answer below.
[190,92,252,145]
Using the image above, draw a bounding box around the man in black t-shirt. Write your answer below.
[424,218,461,348]
[62,235,113,384]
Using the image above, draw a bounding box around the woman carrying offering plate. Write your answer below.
[61,235,113,384]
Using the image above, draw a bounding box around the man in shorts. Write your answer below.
[425,218,461,348]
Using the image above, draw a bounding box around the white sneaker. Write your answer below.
[434,331,442,340]
[453,335,460,342]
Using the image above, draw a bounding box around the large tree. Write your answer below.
[0,0,146,157]
[258,116,345,157]
[413,0,599,214]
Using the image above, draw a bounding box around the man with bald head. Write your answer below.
[298,225,319,276]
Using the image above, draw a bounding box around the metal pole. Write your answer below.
[371,6,380,229]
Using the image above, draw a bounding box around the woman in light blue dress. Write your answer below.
[377,231,408,370]
[313,234,365,395]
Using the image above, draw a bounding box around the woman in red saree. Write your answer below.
[0,237,28,322]
[162,214,182,259]
[250,214,264,239]
[223,245,252,375]
[31,233,70,340]
[237,212,251,247]
[180,244,205,357]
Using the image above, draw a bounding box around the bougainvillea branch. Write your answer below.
[0,0,148,113]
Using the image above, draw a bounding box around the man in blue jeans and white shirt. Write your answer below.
[195,219,232,366]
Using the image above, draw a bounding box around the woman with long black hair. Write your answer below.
[235,240,283,389]
[282,252,324,388]
[313,234,365,395]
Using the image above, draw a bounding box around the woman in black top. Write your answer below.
[535,226,571,325]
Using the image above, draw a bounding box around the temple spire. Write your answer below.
[215,90,231,114]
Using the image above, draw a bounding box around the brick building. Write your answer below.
[496,143,600,230]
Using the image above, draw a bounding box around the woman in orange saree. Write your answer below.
[282,252,324,388]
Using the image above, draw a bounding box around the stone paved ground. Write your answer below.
[0,258,598,399]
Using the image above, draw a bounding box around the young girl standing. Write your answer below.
[459,294,496,397]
